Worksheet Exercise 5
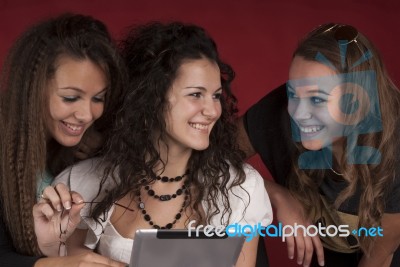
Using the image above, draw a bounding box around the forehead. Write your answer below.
[288,56,342,95]
[173,58,221,86]
[289,56,338,80]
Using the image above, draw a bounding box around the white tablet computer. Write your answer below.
[130,229,245,267]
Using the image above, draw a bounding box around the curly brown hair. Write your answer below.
[91,22,247,227]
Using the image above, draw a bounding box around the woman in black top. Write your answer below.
[238,23,400,267]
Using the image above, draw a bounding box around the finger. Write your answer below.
[37,196,51,204]
[86,252,126,267]
[105,257,126,267]
[311,235,325,266]
[54,183,73,210]
[285,235,295,260]
[302,236,314,267]
[71,191,84,205]
[42,186,63,212]
[295,234,306,265]
[67,192,85,227]
[33,203,55,221]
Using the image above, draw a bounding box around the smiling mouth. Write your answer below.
[62,121,84,132]
[189,123,209,131]
[299,125,324,133]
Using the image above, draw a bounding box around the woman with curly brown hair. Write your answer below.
[0,13,126,267]
[48,22,272,267]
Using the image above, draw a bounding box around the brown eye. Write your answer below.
[189,92,201,98]
[62,96,78,102]
[92,96,105,103]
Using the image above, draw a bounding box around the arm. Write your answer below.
[358,213,400,267]
[236,114,325,267]
[2,207,122,267]
[264,179,324,266]
[236,116,256,158]
[33,253,125,267]
[235,236,259,267]
[66,229,95,256]
[233,164,273,267]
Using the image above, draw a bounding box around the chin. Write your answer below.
[191,142,210,151]
[54,136,82,147]
[301,140,323,151]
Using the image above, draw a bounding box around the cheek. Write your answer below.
[287,101,297,117]
[326,99,344,124]
[164,108,180,133]
[316,112,345,141]
[47,97,63,120]
[318,108,342,129]
[216,103,222,119]
[92,104,105,120]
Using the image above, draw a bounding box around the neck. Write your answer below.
[329,137,346,172]
[155,142,191,177]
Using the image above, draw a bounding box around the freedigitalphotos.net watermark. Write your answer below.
[187,220,383,242]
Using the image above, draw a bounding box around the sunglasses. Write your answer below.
[52,166,137,256]
[321,24,359,45]
[313,23,372,70]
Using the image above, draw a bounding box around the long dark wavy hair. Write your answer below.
[0,13,126,255]
[92,22,246,226]
[287,23,400,255]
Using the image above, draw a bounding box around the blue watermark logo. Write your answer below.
[187,220,383,242]
[287,42,382,169]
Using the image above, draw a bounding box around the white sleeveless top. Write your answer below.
[54,158,273,264]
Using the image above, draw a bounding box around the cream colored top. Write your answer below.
[54,158,273,264]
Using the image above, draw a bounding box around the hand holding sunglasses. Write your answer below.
[33,183,85,257]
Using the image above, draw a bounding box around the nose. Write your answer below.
[74,101,94,123]
[289,99,312,121]
[201,97,220,120]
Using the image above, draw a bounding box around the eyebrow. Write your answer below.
[184,86,223,92]
[59,87,107,94]
[307,89,331,96]
[288,87,331,96]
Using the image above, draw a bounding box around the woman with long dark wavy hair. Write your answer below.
[46,22,272,266]
[0,13,126,267]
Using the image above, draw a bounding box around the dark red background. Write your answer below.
[1,1,399,266]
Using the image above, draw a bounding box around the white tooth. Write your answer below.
[190,123,208,130]
[300,126,322,133]
[65,123,82,132]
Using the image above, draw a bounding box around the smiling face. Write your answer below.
[45,55,107,147]
[164,58,222,153]
[287,56,345,151]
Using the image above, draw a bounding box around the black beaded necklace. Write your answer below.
[138,180,190,229]
[144,181,188,201]
[156,172,187,183]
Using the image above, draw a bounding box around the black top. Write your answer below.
[243,83,400,266]
[0,214,40,267]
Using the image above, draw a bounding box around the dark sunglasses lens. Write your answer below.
[334,25,358,42]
